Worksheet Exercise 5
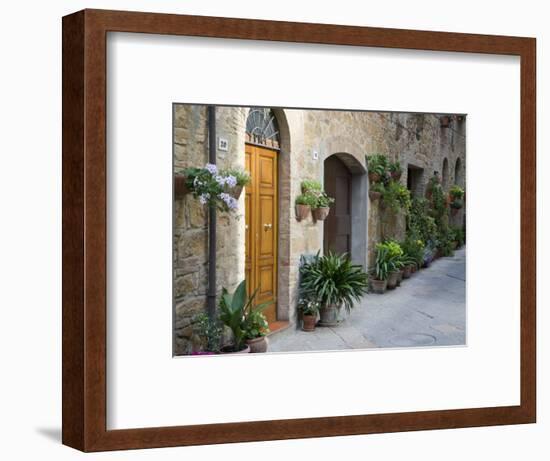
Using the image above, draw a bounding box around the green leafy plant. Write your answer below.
[370,182,385,194]
[450,226,466,246]
[315,191,335,208]
[367,154,389,180]
[295,192,318,207]
[409,198,438,245]
[372,242,401,281]
[389,160,402,175]
[192,312,223,353]
[401,235,425,267]
[243,309,270,340]
[437,227,455,256]
[449,185,465,200]
[218,280,271,351]
[301,179,322,193]
[299,252,369,313]
[381,180,405,213]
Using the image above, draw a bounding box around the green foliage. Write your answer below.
[301,179,322,192]
[449,185,465,200]
[193,312,223,353]
[437,226,455,257]
[367,154,389,179]
[400,236,425,267]
[295,192,318,207]
[243,309,270,340]
[409,198,438,245]
[372,242,401,280]
[370,182,385,194]
[389,160,402,174]
[450,226,466,246]
[219,280,271,351]
[315,191,335,208]
[299,252,369,313]
[381,180,403,213]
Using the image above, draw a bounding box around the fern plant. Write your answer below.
[299,252,369,313]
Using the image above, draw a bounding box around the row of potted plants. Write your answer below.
[366,155,411,212]
[297,251,369,331]
[295,179,335,221]
[175,163,251,212]
[191,279,271,354]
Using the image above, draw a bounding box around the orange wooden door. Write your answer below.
[245,144,278,324]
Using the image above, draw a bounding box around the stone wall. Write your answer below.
[173,105,466,354]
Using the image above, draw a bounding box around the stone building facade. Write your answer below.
[173,105,466,355]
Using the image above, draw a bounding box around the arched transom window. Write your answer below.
[245,107,280,149]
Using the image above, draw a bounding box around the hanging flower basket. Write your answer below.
[174,174,189,198]
[369,190,382,201]
[368,172,381,183]
[229,184,244,200]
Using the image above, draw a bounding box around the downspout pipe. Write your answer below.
[207,106,217,318]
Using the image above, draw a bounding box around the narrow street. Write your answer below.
[269,247,466,352]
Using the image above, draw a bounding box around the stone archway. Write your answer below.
[322,151,368,269]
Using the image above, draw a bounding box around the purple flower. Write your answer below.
[224,175,237,188]
[218,193,238,210]
[214,175,226,186]
[205,163,217,175]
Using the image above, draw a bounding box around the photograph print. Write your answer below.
[173,104,466,356]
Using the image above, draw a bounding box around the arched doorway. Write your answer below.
[244,108,280,324]
[323,153,368,267]
[442,157,449,190]
[454,157,463,186]
[324,156,352,255]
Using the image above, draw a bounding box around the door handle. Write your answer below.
[263,223,272,230]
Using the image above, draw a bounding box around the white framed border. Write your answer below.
[106,32,520,430]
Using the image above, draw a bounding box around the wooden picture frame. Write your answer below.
[62,9,536,452]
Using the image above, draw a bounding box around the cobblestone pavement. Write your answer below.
[268,247,466,352]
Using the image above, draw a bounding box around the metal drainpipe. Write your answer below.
[207,106,217,319]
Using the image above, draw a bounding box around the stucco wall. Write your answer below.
[173,105,466,355]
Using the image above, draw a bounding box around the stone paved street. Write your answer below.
[269,247,466,352]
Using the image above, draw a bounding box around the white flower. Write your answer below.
[214,175,226,186]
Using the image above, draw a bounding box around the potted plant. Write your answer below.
[295,192,317,221]
[243,309,270,353]
[298,297,320,331]
[367,154,389,184]
[301,179,322,194]
[300,252,369,327]
[224,168,251,199]
[389,160,402,180]
[371,245,391,294]
[218,280,271,354]
[312,192,335,221]
[377,240,404,289]
[369,182,384,201]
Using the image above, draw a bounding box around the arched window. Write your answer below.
[442,158,449,189]
[454,158,463,186]
[245,107,280,149]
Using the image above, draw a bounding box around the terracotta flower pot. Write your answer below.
[220,344,251,354]
[246,336,268,353]
[369,190,381,201]
[174,174,189,198]
[312,207,330,221]
[402,265,412,279]
[370,278,387,294]
[302,314,317,331]
[295,204,311,221]
[368,172,381,183]
[229,184,244,200]
[391,171,402,181]
[319,304,339,327]
[387,270,399,289]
